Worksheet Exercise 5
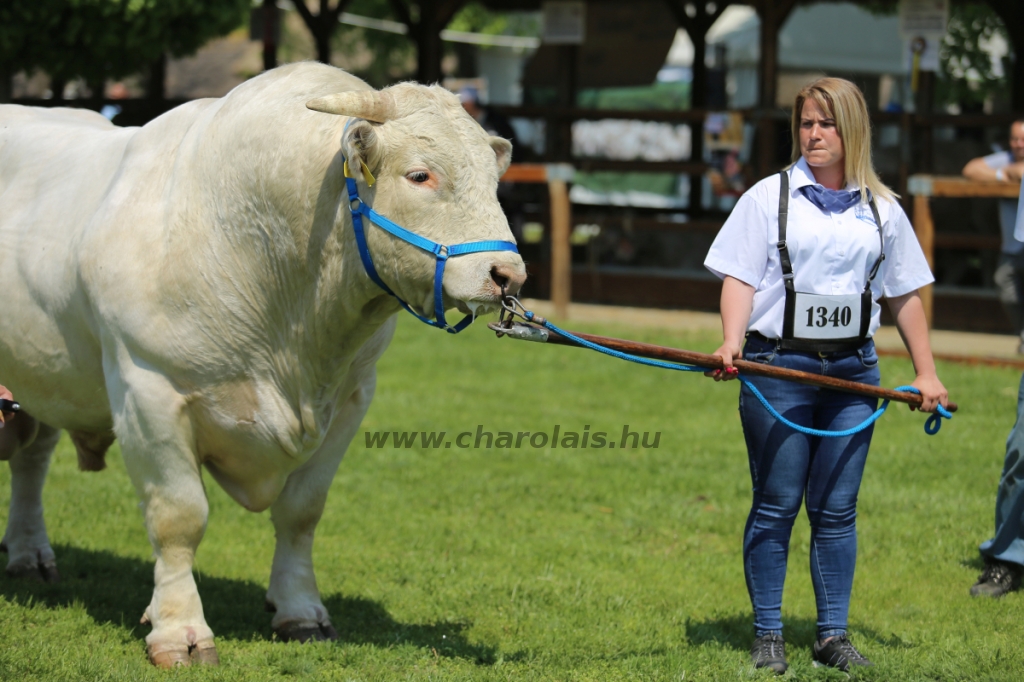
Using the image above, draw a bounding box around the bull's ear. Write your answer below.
[342,120,382,184]
[489,136,512,177]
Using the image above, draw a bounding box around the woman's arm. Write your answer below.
[707,276,756,381]
[886,291,948,412]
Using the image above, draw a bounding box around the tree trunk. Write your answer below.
[452,42,476,79]
[689,30,706,215]
[414,25,444,83]
[146,54,166,100]
[89,77,105,102]
[691,32,707,109]
[1010,28,1024,111]
[51,77,67,102]
[0,65,11,103]
[263,0,278,70]
[315,27,332,64]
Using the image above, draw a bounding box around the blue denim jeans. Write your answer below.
[979,373,1024,566]
[739,334,881,639]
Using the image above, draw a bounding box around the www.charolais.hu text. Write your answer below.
[364,425,662,449]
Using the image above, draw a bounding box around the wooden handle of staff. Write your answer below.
[501,323,957,413]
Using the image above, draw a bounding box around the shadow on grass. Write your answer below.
[0,543,498,664]
[685,614,904,651]
[961,554,987,572]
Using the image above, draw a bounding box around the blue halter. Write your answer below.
[341,124,519,334]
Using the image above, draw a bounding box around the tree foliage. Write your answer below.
[861,0,1012,110]
[0,0,249,89]
[330,0,416,87]
[938,2,1011,109]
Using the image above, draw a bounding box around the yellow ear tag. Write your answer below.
[361,161,376,187]
[343,160,353,179]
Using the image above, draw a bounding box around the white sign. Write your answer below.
[542,1,585,45]
[903,36,940,73]
[791,293,864,340]
[899,0,948,39]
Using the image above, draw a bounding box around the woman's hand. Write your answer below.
[705,342,742,381]
[706,276,755,382]
[909,372,948,413]
[0,384,15,428]
[887,291,949,413]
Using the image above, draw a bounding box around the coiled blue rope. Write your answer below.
[528,313,952,437]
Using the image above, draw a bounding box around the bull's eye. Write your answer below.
[407,171,430,184]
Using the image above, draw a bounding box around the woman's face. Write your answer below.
[799,98,844,172]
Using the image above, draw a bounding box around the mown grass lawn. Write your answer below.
[0,315,1022,681]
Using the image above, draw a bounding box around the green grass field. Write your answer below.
[1,316,1022,681]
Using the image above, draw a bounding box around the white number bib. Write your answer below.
[791,292,863,340]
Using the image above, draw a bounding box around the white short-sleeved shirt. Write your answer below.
[1014,180,1024,243]
[983,151,1023,255]
[704,157,934,339]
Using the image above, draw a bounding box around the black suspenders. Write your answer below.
[776,171,885,352]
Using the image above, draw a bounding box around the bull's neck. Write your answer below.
[173,154,400,391]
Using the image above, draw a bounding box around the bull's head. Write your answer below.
[306,85,526,324]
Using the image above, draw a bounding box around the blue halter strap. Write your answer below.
[342,122,519,333]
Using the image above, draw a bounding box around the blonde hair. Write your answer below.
[790,77,896,203]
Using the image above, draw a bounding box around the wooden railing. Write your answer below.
[907,175,1021,326]
[500,163,575,319]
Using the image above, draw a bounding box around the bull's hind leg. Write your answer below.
[1,418,61,582]
[109,362,217,668]
[265,373,377,642]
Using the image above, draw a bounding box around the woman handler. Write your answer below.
[703,77,948,674]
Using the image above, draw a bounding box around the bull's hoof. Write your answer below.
[190,642,220,666]
[148,645,191,669]
[276,621,339,643]
[147,642,219,668]
[6,560,60,584]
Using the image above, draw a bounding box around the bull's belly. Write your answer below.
[197,425,299,512]
[190,387,343,513]
[0,319,111,431]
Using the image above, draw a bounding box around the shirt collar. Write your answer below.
[789,157,860,193]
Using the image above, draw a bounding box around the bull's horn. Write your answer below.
[305,91,396,122]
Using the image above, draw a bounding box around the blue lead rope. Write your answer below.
[526,312,952,437]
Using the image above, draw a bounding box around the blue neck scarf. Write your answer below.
[799,184,865,213]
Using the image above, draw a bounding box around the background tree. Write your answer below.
[0,0,249,101]
[864,0,1012,111]
[938,2,1012,111]
[293,0,352,65]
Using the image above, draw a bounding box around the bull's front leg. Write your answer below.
[109,360,217,668]
[1,418,62,582]
[265,372,377,642]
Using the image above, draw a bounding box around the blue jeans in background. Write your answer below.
[739,335,881,639]
[979,373,1024,567]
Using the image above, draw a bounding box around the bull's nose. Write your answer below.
[490,264,527,296]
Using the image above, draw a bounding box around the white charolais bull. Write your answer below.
[0,63,525,666]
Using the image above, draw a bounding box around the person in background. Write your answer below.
[972,179,1024,598]
[460,86,523,240]
[704,77,948,674]
[962,120,1024,352]
[459,86,518,160]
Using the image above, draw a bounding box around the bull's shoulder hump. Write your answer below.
[0,103,116,131]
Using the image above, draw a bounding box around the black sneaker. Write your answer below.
[750,634,788,674]
[970,560,1022,598]
[812,634,873,672]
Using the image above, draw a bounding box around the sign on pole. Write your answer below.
[899,0,947,75]
[542,1,586,45]
[899,0,949,39]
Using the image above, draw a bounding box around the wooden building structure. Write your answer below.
[476,0,1024,332]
